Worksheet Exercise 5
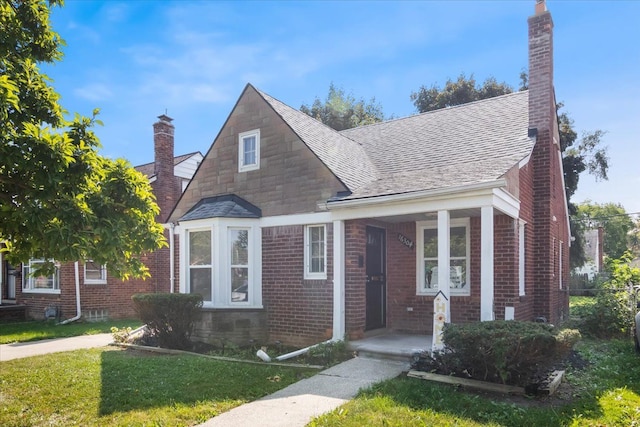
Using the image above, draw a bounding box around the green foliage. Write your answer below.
[0,347,309,426]
[575,252,640,337]
[132,293,203,350]
[300,82,385,131]
[312,339,640,427]
[0,0,166,279]
[410,73,513,113]
[414,321,580,386]
[110,326,133,343]
[305,340,350,366]
[576,202,634,261]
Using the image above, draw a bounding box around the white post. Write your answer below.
[437,210,451,316]
[481,206,494,321]
[332,220,345,341]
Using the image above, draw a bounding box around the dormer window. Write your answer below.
[238,129,260,172]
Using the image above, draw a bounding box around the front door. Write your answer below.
[366,226,386,330]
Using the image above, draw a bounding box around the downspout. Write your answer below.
[169,222,175,293]
[59,261,81,324]
[256,339,334,362]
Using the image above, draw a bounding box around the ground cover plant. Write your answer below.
[0,319,142,344]
[0,346,313,426]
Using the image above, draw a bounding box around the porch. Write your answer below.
[348,331,432,362]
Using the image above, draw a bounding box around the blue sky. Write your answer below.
[45,0,640,213]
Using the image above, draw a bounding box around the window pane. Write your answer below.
[450,259,467,289]
[450,227,466,257]
[230,229,248,265]
[190,269,212,301]
[231,267,248,302]
[243,136,256,165]
[190,230,211,265]
[311,257,324,273]
[424,260,438,289]
[85,261,105,280]
[423,229,437,258]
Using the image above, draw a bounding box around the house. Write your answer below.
[572,227,604,280]
[0,116,202,321]
[168,0,570,348]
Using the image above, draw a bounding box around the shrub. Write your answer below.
[413,321,580,387]
[131,293,203,350]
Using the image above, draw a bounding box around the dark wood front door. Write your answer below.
[366,226,386,330]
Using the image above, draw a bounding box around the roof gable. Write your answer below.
[256,88,378,192]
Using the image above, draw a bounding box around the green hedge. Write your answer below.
[414,320,580,387]
[131,293,203,350]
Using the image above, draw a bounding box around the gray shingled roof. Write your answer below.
[257,89,378,191]
[338,91,534,200]
[180,194,261,221]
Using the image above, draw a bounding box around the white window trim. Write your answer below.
[228,227,251,306]
[519,220,526,296]
[181,219,262,309]
[22,259,61,294]
[416,218,470,296]
[304,224,327,280]
[187,228,214,303]
[238,129,260,172]
[559,240,563,289]
[84,261,107,285]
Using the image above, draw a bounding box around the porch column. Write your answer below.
[481,206,494,321]
[437,210,450,319]
[332,220,345,341]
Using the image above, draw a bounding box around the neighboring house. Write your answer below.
[572,228,604,280]
[0,116,202,321]
[168,1,570,347]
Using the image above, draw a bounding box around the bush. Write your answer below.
[413,321,580,387]
[131,293,203,350]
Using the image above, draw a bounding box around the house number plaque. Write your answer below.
[397,233,414,249]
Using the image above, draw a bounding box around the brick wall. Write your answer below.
[192,308,268,346]
[262,224,334,347]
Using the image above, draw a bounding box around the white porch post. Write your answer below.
[332,220,345,341]
[481,206,494,321]
[437,210,451,312]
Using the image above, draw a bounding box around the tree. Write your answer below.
[576,202,634,261]
[0,0,166,279]
[300,83,385,131]
[410,73,608,269]
[409,73,514,113]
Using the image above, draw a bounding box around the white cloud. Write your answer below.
[73,83,113,102]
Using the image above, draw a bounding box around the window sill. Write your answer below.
[202,302,264,310]
[417,290,470,297]
[84,281,107,285]
[22,289,61,295]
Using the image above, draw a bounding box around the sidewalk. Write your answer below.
[0,334,408,427]
[197,357,408,427]
[0,333,113,361]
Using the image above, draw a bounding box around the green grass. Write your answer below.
[0,347,313,426]
[0,319,142,344]
[309,339,640,426]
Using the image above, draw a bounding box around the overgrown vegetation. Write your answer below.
[0,319,141,344]
[413,321,580,387]
[569,251,640,338]
[0,347,313,426]
[131,293,202,350]
[311,338,640,426]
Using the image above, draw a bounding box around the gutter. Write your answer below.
[319,179,506,210]
[59,261,81,325]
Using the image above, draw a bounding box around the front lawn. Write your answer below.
[0,347,313,426]
[309,338,640,426]
[0,319,142,344]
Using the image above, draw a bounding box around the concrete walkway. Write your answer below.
[0,333,113,361]
[0,333,408,427]
[197,357,408,427]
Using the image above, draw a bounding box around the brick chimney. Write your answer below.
[528,0,554,132]
[153,114,175,223]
